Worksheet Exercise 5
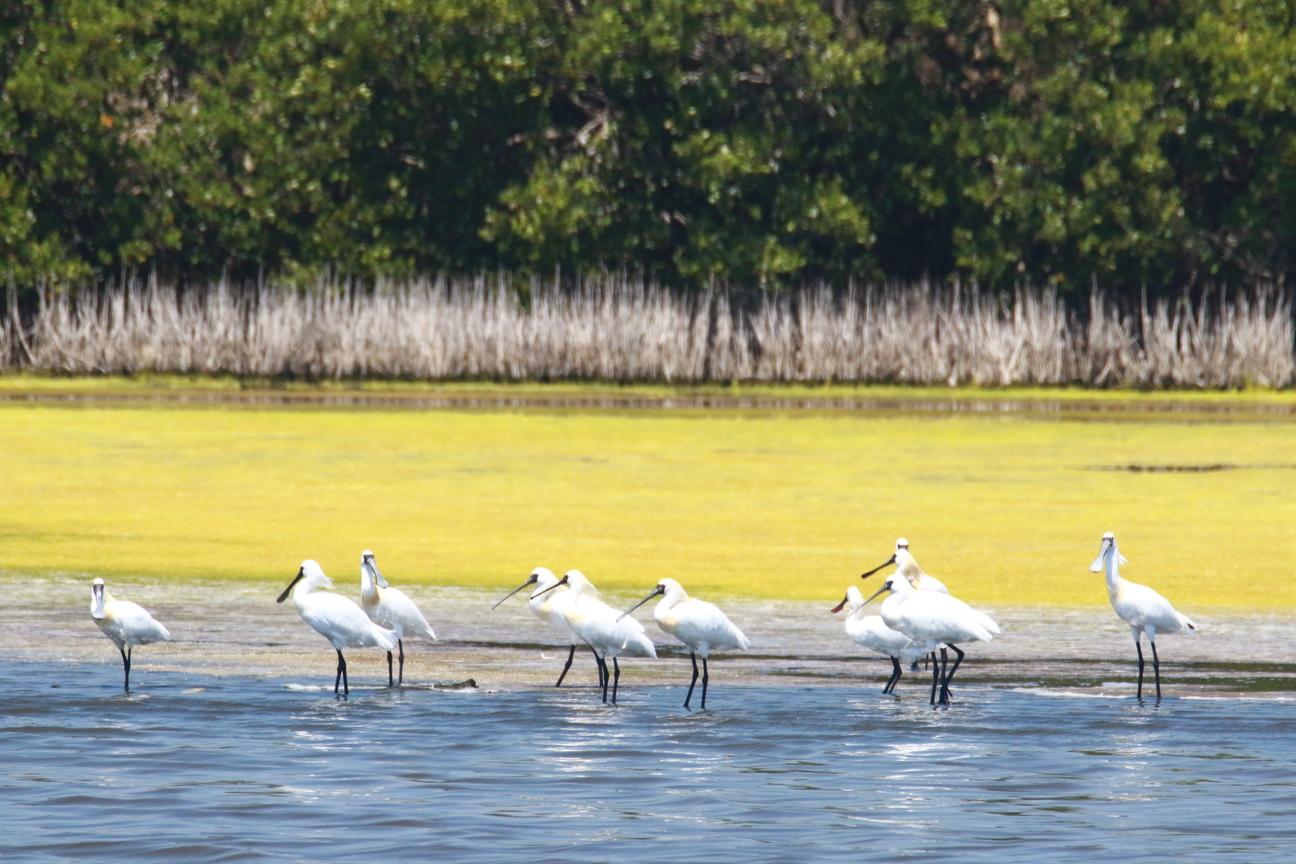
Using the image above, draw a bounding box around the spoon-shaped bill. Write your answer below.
[491,574,539,610]
[860,555,897,580]
[362,552,390,588]
[830,593,850,614]
[276,568,305,604]
[617,584,665,621]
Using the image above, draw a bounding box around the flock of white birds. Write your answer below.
[88,532,1197,706]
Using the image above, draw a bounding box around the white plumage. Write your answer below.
[89,578,170,691]
[547,570,657,704]
[622,577,748,710]
[359,550,437,686]
[1090,532,1197,699]
[866,574,998,705]
[277,560,396,696]
[860,538,950,594]
[831,586,927,694]
[493,567,600,688]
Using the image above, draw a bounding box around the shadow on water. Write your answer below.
[3,662,1296,863]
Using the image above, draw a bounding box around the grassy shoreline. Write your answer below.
[2,371,1295,406]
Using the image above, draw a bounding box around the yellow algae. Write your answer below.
[1,398,1293,608]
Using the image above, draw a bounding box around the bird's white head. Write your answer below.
[830,585,865,614]
[561,570,598,599]
[862,576,910,606]
[1089,532,1130,573]
[361,550,389,588]
[895,538,909,551]
[277,560,330,604]
[618,577,684,621]
[90,578,107,619]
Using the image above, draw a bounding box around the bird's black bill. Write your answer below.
[860,555,897,580]
[491,576,538,610]
[366,558,389,589]
[617,585,665,621]
[276,569,304,604]
[830,594,849,614]
[863,583,890,605]
[529,575,569,601]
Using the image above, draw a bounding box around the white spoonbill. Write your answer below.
[830,586,928,694]
[89,578,170,691]
[1090,532,1197,700]
[533,571,657,703]
[621,578,749,710]
[277,560,397,696]
[493,567,600,688]
[860,538,950,594]
[359,550,437,686]
[864,575,998,706]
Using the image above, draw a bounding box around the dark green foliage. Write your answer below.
[2,0,1295,291]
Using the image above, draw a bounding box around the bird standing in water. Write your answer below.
[89,578,170,691]
[831,586,929,694]
[621,578,749,710]
[278,560,396,696]
[359,550,437,686]
[1090,532,1197,700]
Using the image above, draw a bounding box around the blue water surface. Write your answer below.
[2,664,1293,862]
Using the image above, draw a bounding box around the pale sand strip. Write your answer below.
[6,577,1294,697]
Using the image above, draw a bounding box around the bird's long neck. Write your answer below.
[1104,549,1123,596]
[654,590,682,621]
[90,591,107,619]
[292,578,316,609]
[360,568,380,604]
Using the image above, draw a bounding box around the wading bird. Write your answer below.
[494,567,601,688]
[532,571,657,703]
[89,578,170,691]
[278,560,397,696]
[864,575,997,706]
[621,578,749,710]
[860,539,948,672]
[831,586,929,694]
[1090,532,1197,700]
[859,538,950,594]
[359,550,437,686]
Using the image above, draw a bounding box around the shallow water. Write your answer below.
[4,663,1295,863]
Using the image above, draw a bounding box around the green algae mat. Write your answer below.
[2,383,1293,607]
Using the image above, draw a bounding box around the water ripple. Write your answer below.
[3,664,1295,862]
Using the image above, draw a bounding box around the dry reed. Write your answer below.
[1,277,1292,387]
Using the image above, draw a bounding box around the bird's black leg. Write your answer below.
[554,645,577,687]
[700,657,710,710]
[937,647,951,705]
[930,652,940,704]
[398,639,405,686]
[885,656,902,694]
[684,652,699,709]
[335,649,349,697]
[593,646,606,690]
[120,646,130,691]
[940,645,965,705]
[1150,639,1162,700]
[611,658,620,705]
[387,651,394,687]
[1135,640,1145,700]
